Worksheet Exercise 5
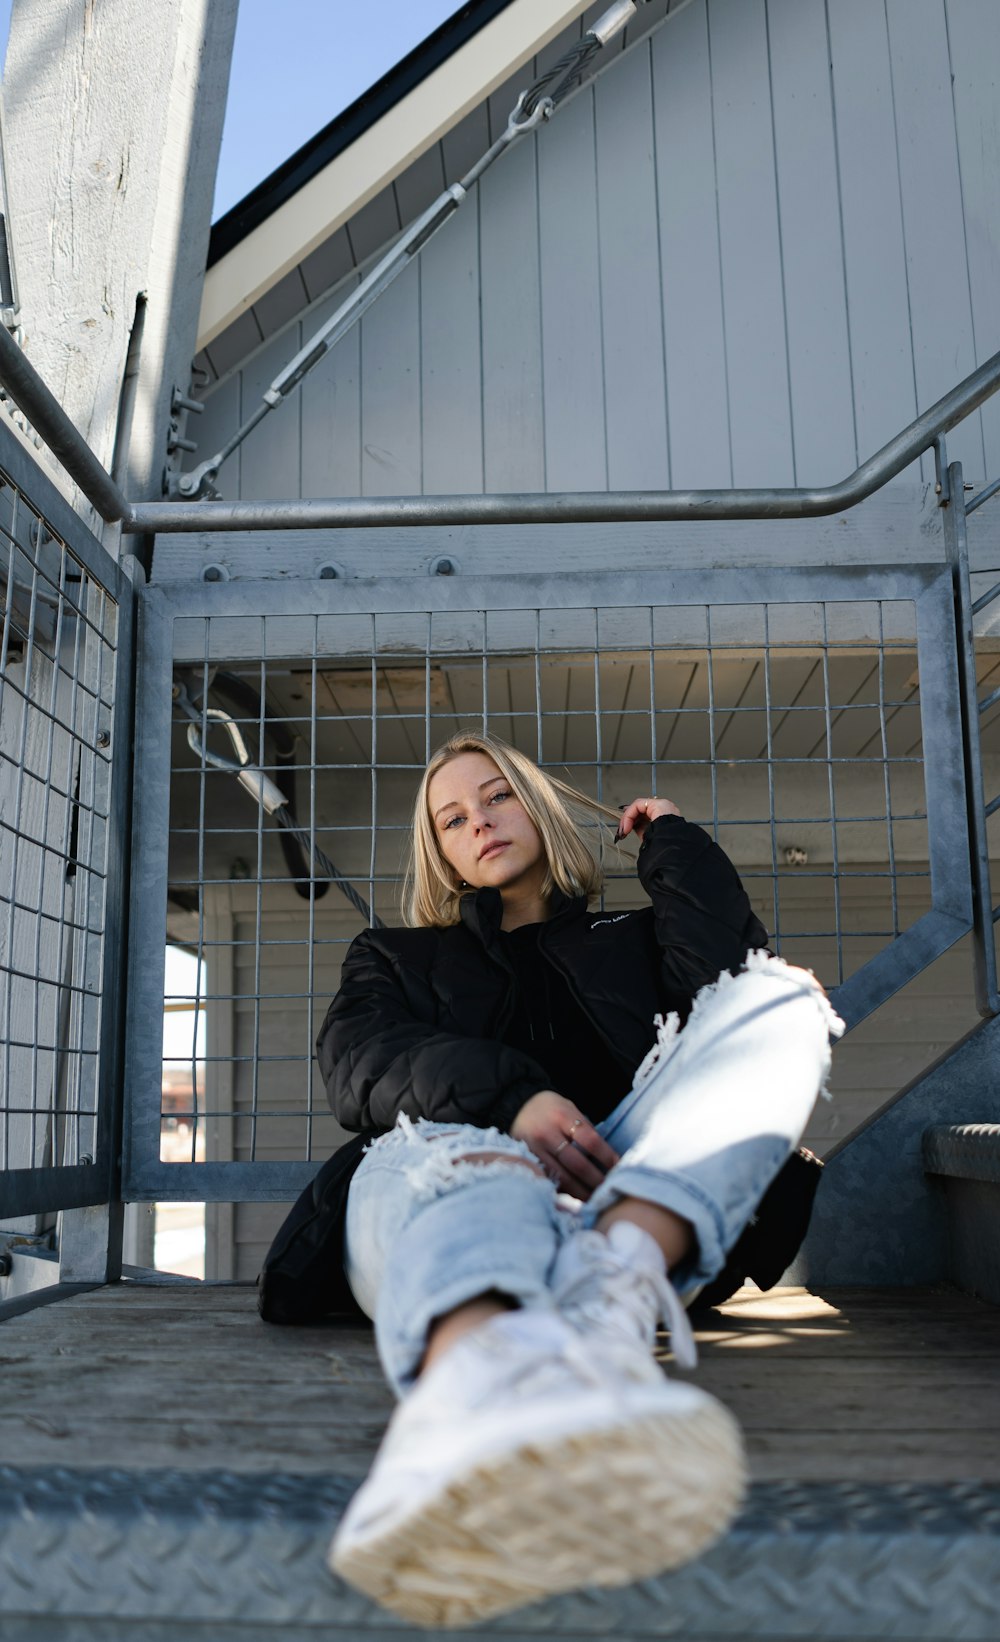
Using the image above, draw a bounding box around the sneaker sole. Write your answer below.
[328,1392,746,1628]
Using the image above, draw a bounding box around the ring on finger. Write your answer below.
[553,1138,570,1155]
[569,1118,583,1133]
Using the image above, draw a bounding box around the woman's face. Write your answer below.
[427,751,546,898]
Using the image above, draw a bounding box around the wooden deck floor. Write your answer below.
[2,1282,999,1483]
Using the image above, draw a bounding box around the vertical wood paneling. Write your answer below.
[652,0,732,488]
[239,328,303,500]
[537,88,607,492]
[595,42,670,489]
[944,0,1000,481]
[199,0,1000,514]
[360,256,421,497]
[479,135,546,493]
[191,372,240,496]
[300,277,362,500]
[709,0,794,487]
[768,0,856,482]
[828,1,918,480]
[420,194,484,494]
[487,65,526,146]
[441,104,490,185]
[886,0,983,480]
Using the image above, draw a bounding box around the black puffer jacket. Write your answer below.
[261,818,819,1323]
[316,815,768,1133]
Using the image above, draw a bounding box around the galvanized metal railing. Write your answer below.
[1,319,1000,534]
[1,322,1000,1213]
[0,415,135,1221]
[124,563,971,1204]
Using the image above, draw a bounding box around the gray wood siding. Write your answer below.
[188,0,1000,512]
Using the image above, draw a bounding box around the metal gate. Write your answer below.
[0,420,135,1220]
[123,563,972,1204]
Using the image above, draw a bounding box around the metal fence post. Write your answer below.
[943,459,1000,1016]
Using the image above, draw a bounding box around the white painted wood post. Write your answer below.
[0,0,238,1278]
[1,0,239,533]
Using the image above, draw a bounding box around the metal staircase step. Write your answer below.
[924,1124,1000,1304]
[2,1465,1000,1640]
[3,1281,1000,1639]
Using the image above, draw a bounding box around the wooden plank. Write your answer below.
[624,0,671,48]
[393,142,446,231]
[595,42,671,490]
[487,62,526,149]
[885,0,983,481]
[768,0,856,484]
[537,87,608,493]
[300,275,362,502]
[828,0,919,482]
[943,0,1000,482]
[346,191,401,266]
[253,267,309,345]
[3,1285,1000,1482]
[420,187,484,496]
[479,134,546,493]
[360,257,421,498]
[188,373,239,494]
[708,0,794,487]
[148,485,955,585]
[239,328,303,502]
[652,0,732,488]
[440,105,490,188]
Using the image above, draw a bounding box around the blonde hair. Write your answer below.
[406,732,619,928]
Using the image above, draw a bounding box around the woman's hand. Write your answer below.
[510,1091,619,1200]
[616,796,682,843]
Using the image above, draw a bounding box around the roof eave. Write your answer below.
[198,0,592,351]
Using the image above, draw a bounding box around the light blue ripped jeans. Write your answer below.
[344,953,844,1393]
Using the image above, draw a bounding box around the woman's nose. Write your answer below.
[472,809,493,831]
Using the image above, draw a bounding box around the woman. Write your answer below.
[317,732,841,1629]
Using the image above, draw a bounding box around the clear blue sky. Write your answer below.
[212,0,462,218]
[0,1,461,221]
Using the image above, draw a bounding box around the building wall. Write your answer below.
[187,0,1000,518]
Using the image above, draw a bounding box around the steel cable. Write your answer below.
[521,35,604,118]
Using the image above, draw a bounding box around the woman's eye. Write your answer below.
[442,814,463,830]
[488,789,511,805]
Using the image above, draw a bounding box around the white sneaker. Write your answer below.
[328,1307,745,1628]
[553,1220,699,1367]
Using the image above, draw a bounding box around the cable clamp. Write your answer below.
[504,91,554,140]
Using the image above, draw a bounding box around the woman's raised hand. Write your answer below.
[509,1090,619,1201]
[615,795,682,843]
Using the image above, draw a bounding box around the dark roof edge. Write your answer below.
[208,0,517,268]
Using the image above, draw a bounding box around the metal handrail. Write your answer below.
[2,312,1000,536]
[0,322,127,524]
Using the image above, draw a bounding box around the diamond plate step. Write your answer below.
[2,1467,1000,1640]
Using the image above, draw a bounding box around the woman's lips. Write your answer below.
[478,841,509,860]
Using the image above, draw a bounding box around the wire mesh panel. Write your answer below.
[123,568,971,1202]
[0,423,134,1220]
